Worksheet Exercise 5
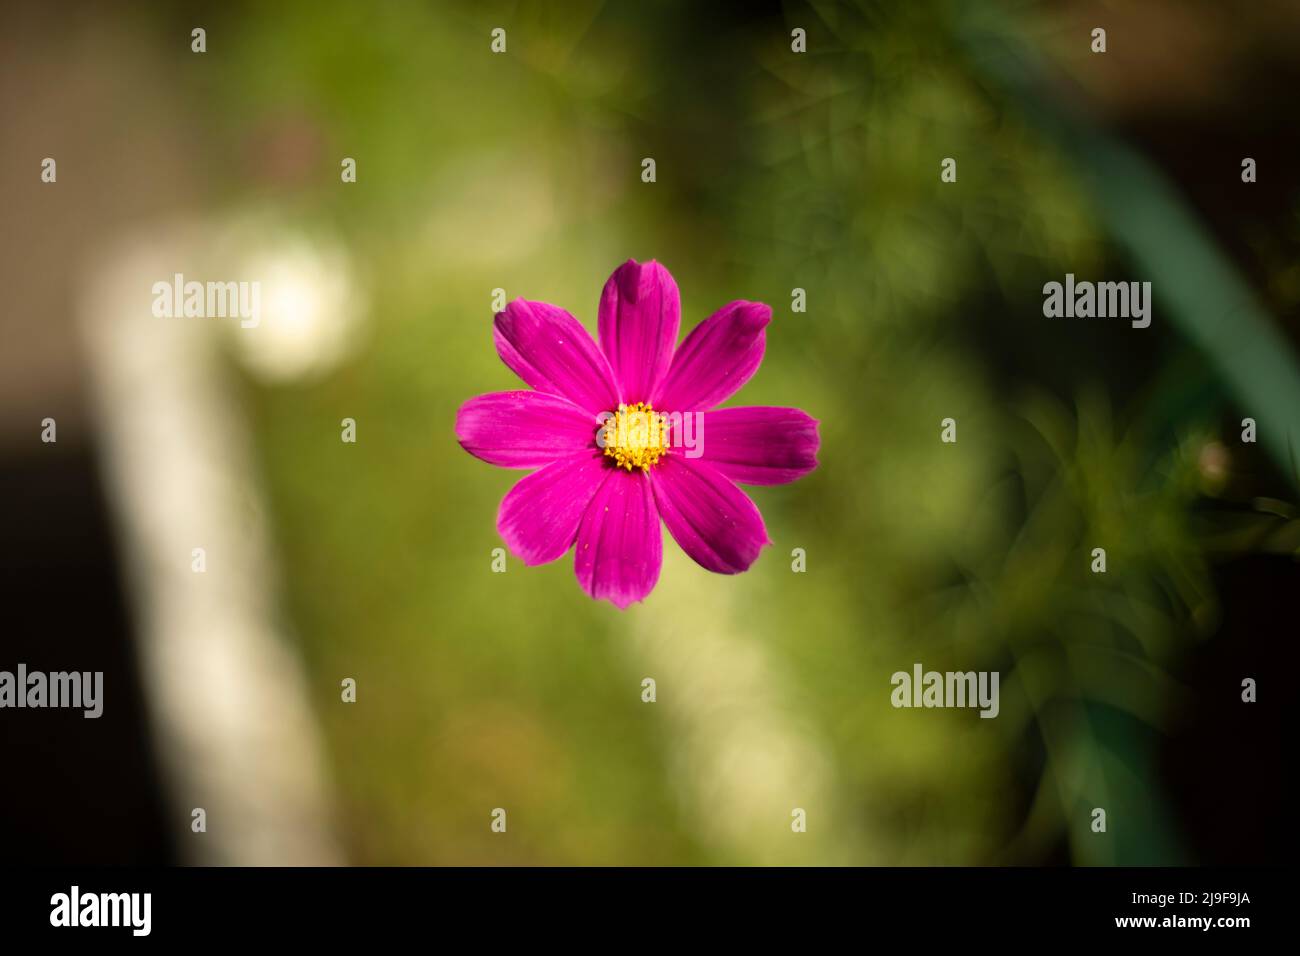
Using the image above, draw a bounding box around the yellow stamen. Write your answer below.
[601,402,669,472]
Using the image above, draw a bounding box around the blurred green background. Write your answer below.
[6,0,1297,865]
[227,0,1299,865]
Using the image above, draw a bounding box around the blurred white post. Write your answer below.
[78,225,343,865]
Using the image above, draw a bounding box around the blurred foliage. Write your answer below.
[147,0,1300,863]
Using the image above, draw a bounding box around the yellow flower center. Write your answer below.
[601,402,669,472]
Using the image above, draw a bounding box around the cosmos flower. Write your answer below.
[455,259,819,608]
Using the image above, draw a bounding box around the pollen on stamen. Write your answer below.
[601,402,670,472]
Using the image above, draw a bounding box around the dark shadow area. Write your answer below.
[0,445,176,865]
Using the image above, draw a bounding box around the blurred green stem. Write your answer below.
[961,7,1300,487]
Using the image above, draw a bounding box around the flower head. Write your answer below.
[456,259,819,608]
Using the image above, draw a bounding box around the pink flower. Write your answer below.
[455,259,820,608]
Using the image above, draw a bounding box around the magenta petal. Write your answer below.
[698,406,820,485]
[498,453,607,566]
[598,259,680,403]
[651,456,770,574]
[574,469,662,608]
[493,300,620,414]
[652,301,770,412]
[456,391,599,468]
